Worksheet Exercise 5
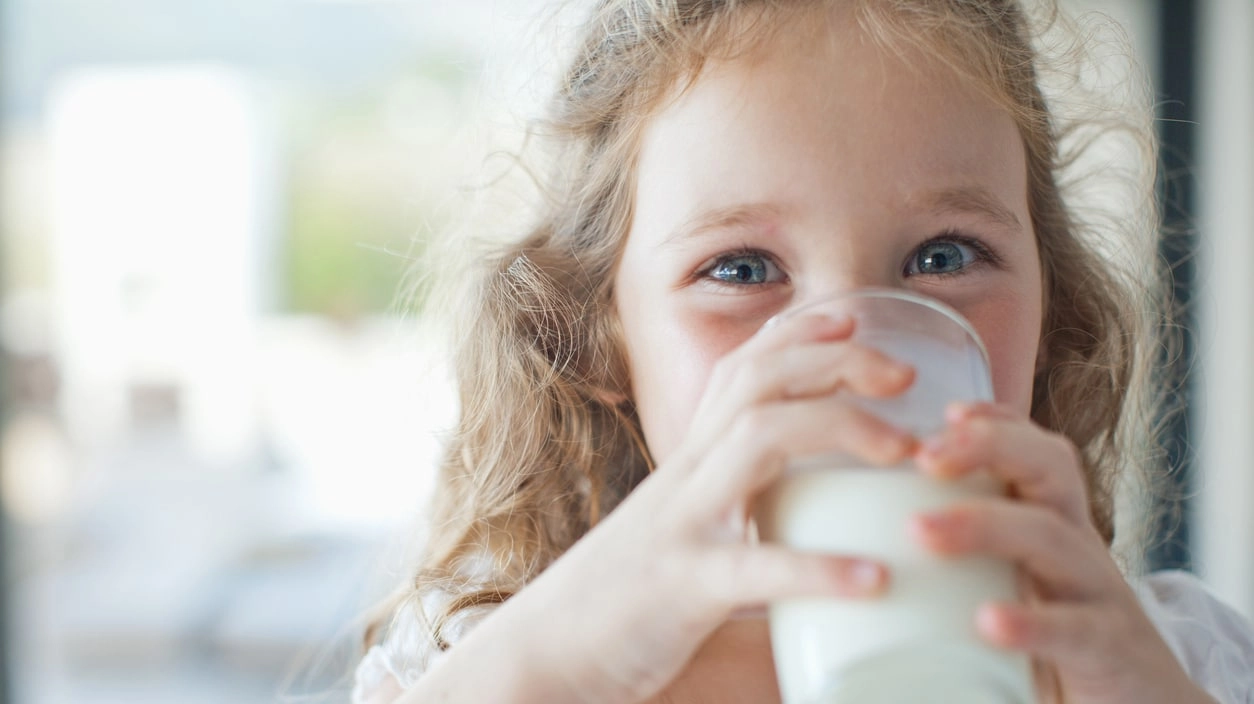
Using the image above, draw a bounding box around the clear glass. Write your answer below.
[754,289,1034,704]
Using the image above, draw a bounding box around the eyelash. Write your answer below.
[697,246,786,288]
[697,230,1001,287]
[905,229,1002,277]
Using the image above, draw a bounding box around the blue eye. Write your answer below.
[907,239,979,276]
[708,253,780,285]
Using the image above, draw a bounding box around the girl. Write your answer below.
[354,1,1254,702]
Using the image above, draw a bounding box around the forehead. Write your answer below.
[632,9,1027,233]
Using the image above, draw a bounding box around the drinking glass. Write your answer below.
[755,289,1034,704]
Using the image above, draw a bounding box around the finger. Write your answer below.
[737,312,855,358]
[749,343,915,402]
[699,342,915,434]
[944,400,1020,423]
[980,600,1205,703]
[698,545,889,614]
[909,499,1112,600]
[977,600,1120,670]
[915,414,1091,528]
[688,340,913,461]
[685,397,917,515]
[686,314,857,445]
[692,313,850,412]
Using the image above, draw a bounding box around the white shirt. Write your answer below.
[353,570,1254,703]
[1130,570,1254,703]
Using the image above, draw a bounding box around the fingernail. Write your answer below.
[945,402,972,423]
[918,435,945,458]
[976,602,1025,646]
[975,603,1003,639]
[820,313,853,331]
[889,361,914,382]
[850,560,883,588]
[914,512,954,532]
[881,431,917,463]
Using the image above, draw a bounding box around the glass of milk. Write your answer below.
[755,288,1034,704]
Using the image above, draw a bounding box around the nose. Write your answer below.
[788,264,907,318]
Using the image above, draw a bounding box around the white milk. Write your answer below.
[757,468,1034,704]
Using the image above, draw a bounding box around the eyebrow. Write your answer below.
[660,186,1020,248]
[915,186,1022,232]
[661,202,784,248]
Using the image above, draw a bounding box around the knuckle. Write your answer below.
[864,345,899,370]
[1085,608,1120,652]
[708,354,739,387]
[845,343,875,366]
[698,555,737,606]
[792,313,838,337]
[1021,501,1059,534]
[1033,507,1086,557]
[702,549,763,609]
[855,346,897,379]
[1032,609,1063,646]
[965,417,997,447]
[717,408,791,480]
[957,505,993,543]
[729,355,774,397]
[731,406,777,445]
[657,446,699,482]
[690,560,735,616]
[1050,435,1090,495]
[971,401,1005,418]
[1052,433,1082,466]
[848,409,909,462]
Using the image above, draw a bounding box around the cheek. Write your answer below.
[985,335,1040,414]
[969,301,1042,415]
[623,304,763,463]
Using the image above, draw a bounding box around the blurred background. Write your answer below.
[0,0,1249,702]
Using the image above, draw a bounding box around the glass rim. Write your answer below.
[775,287,992,369]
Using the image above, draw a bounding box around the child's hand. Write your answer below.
[497,313,917,704]
[912,403,1217,704]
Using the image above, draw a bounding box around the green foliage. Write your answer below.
[283,170,427,317]
[280,55,472,318]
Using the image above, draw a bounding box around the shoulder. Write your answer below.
[351,591,494,703]
[1131,569,1254,703]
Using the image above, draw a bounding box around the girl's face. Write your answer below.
[613,19,1044,464]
